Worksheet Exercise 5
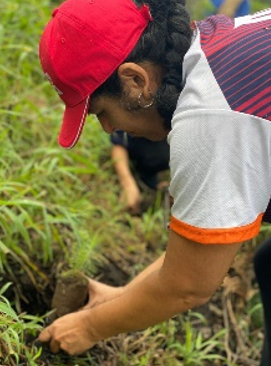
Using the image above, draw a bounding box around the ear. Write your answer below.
[118,63,151,99]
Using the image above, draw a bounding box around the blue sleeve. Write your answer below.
[110,130,126,146]
[235,0,250,17]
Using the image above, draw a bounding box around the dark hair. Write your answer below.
[92,0,192,130]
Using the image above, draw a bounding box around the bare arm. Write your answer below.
[82,253,166,308]
[39,230,242,354]
[111,144,141,214]
[89,231,242,335]
[216,0,244,17]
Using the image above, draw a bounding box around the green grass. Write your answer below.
[0,283,43,366]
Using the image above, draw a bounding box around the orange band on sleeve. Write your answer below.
[169,213,263,244]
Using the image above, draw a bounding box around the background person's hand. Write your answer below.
[216,0,244,17]
[120,184,142,215]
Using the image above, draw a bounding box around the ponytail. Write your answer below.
[92,0,192,129]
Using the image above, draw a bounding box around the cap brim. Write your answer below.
[58,96,90,149]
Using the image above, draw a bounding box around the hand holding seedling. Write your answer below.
[39,278,125,354]
[83,278,125,309]
[38,232,241,356]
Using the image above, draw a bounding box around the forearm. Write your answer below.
[86,253,166,308]
[87,265,206,342]
[111,144,141,213]
[126,253,165,288]
[86,231,242,342]
[217,0,244,16]
[111,145,137,189]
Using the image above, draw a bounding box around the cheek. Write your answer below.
[98,116,115,134]
[120,92,140,112]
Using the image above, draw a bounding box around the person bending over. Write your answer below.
[111,130,169,214]
[38,0,271,364]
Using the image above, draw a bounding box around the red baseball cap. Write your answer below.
[39,0,152,149]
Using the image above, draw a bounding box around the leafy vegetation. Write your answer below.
[0,283,43,366]
[1,0,271,365]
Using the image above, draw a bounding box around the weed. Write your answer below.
[0,283,43,366]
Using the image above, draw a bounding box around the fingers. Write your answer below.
[38,314,96,356]
[38,327,52,343]
[49,339,61,354]
[38,327,89,356]
[39,326,61,354]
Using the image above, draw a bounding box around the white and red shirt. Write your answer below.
[168,9,271,244]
